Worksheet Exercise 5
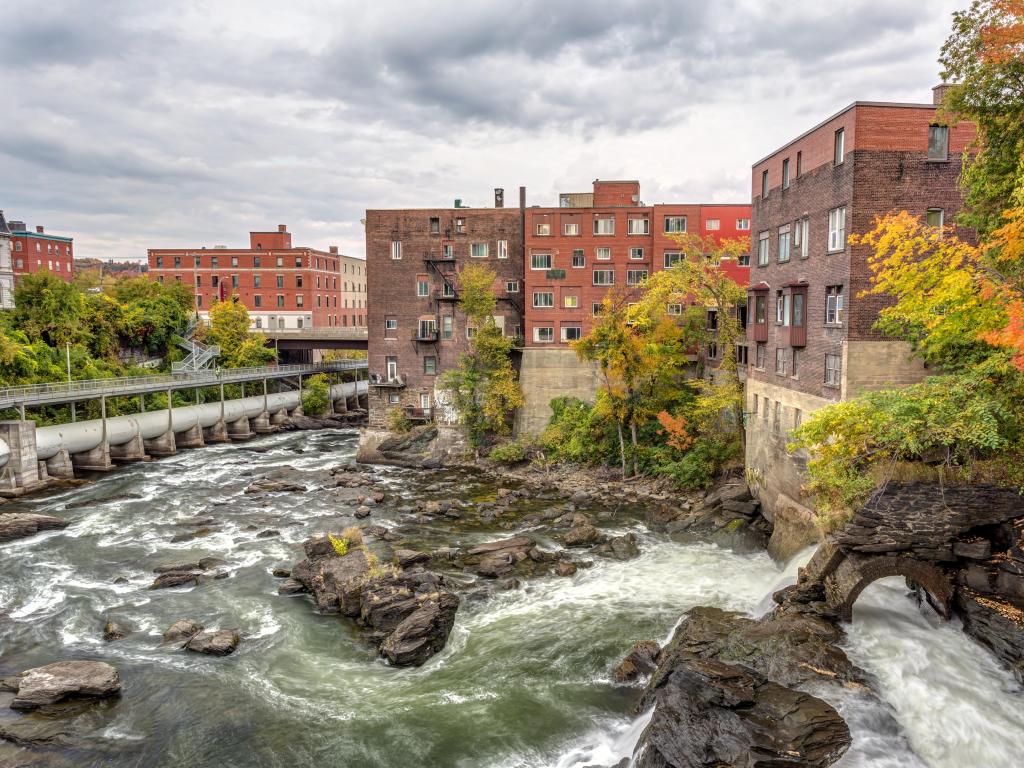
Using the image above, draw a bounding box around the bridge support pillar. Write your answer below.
[45,448,75,480]
[203,421,230,443]
[175,424,205,449]
[227,416,253,440]
[144,431,177,456]
[289,403,304,418]
[333,396,347,414]
[270,408,289,426]
[357,393,368,410]
[72,441,114,472]
[110,434,148,462]
[346,394,358,411]
[250,412,272,434]
[0,421,47,496]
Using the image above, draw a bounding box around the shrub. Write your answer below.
[387,407,413,433]
[328,533,350,556]
[650,437,740,490]
[301,373,331,416]
[488,438,535,464]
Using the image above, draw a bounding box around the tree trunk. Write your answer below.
[616,421,628,480]
[629,421,639,478]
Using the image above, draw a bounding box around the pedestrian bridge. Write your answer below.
[253,327,368,351]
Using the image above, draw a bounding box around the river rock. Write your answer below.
[292,538,373,615]
[394,549,429,568]
[563,524,602,547]
[955,588,1024,682]
[149,570,202,590]
[354,506,372,519]
[613,640,661,682]
[598,533,640,560]
[245,479,307,494]
[554,561,577,577]
[169,527,215,543]
[272,566,291,578]
[186,629,240,656]
[278,578,306,595]
[102,619,131,642]
[633,658,850,768]
[0,513,68,543]
[163,619,204,644]
[379,592,460,667]
[9,661,121,710]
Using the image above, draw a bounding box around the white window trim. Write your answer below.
[627,219,650,235]
[532,291,554,308]
[471,243,489,258]
[533,327,554,343]
[530,254,552,270]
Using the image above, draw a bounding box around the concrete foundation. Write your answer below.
[203,420,230,443]
[289,404,304,418]
[71,441,114,472]
[175,424,205,449]
[250,411,272,434]
[109,434,148,462]
[227,416,253,440]
[144,431,177,456]
[45,448,75,480]
[0,421,46,495]
[270,409,289,426]
[514,348,601,437]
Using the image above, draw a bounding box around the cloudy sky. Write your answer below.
[0,0,966,261]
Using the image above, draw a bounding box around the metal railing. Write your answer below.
[0,360,368,410]
[250,327,368,339]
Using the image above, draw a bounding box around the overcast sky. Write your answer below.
[0,0,966,261]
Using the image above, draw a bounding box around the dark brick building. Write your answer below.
[744,87,977,531]
[365,189,525,427]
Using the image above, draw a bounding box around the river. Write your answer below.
[0,429,1022,767]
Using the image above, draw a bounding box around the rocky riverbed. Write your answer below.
[1,428,1023,767]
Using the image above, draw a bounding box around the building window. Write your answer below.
[664,252,682,268]
[797,218,809,259]
[196,275,203,287]
[594,216,615,235]
[627,269,648,285]
[828,206,846,252]
[627,218,649,235]
[442,316,453,339]
[706,342,718,359]
[775,348,787,375]
[736,344,749,366]
[561,326,582,342]
[296,295,304,307]
[195,294,200,305]
[757,231,770,266]
[231,274,239,288]
[564,222,579,236]
[156,275,164,284]
[276,256,283,267]
[442,244,454,259]
[593,269,614,286]
[629,247,644,260]
[572,250,585,268]
[825,353,842,387]
[211,275,220,288]
[391,241,402,260]
[455,217,466,234]
[253,295,262,307]
[534,327,554,343]
[558,295,577,309]
[737,218,750,231]
[752,394,759,415]
[388,393,400,405]
[707,309,718,330]
[665,216,687,233]
[667,303,683,316]
[295,275,303,288]
[156,256,163,268]
[531,253,552,270]
[826,285,844,324]
[792,348,801,378]
[385,318,398,331]
[755,344,766,369]
[497,240,508,259]
[533,291,554,308]
[416,278,429,297]
[253,256,261,268]
[277,295,285,308]
[928,125,949,161]
[596,247,612,260]
[14,242,21,252]
[834,128,845,165]
[429,217,440,234]
[506,280,520,293]
[926,208,944,229]
[294,257,302,268]
[778,225,791,263]
[536,222,551,236]
[793,293,804,327]
[706,219,720,231]
[796,150,802,178]
[761,169,769,198]
[782,158,790,189]
[172,255,181,268]
[424,356,437,375]
[592,302,603,316]
[471,243,488,258]
[276,275,284,288]
[773,401,782,432]
[776,290,785,324]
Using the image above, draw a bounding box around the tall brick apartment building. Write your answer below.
[744,87,976,536]
[523,180,751,347]
[147,224,366,330]
[365,190,524,427]
[7,220,75,283]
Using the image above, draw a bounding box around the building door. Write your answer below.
[386,356,398,381]
[420,392,431,417]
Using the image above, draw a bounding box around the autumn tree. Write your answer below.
[204,295,275,368]
[439,263,523,444]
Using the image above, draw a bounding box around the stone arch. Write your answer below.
[829,555,953,623]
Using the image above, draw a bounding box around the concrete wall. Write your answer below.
[843,340,929,400]
[514,348,600,436]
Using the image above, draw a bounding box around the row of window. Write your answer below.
[752,394,805,434]
[161,272,364,294]
[13,241,71,255]
[251,314,365,329]
[383,316,513,343]
[750,346,842,388]
[532,325,582,343]
[15,259,69,272]
[749,285,844,327]
[532,215,750,237]
[154,254,352,272]
[390,240,510,260]
[759,124,950,198]
[530,250,704,270]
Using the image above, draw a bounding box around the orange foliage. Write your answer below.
[981,0,1024,63]
[982,204,1024,370]
[656,411,694,452]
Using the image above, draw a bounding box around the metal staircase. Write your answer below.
[172,317,221,373]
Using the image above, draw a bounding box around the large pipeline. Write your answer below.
[0,382,365,468]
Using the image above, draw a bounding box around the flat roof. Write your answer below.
[11,231,73,242]
[751,100,937,168]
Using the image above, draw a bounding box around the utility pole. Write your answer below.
[66,342,76,422]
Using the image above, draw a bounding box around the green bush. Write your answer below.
[387,407,413,433]
[649,437,740,490]
[540,396,615,465]
[488,438,537,464]
[301,373,331,416]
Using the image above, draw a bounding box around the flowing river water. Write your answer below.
[1,429,1022,767]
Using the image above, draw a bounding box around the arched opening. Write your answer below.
[835,556,953,623]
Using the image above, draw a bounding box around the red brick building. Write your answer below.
[744,87,977,532]
[522,180,751,347]
[8,221,75,282]
[147,224,366,330]
[365,190,524,427]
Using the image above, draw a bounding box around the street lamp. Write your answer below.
[66,341,76,422]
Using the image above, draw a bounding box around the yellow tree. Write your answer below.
[205,295,275,368]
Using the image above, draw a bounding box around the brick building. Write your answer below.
[365,189,524,427]
[8,220,75,283]
[522,180,750,347]
[147,224,366,330]
[743,87,977,535]
[0,212,14,309]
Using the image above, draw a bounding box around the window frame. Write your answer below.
[827,206,846,252]
[928,124,949,161]
[530,253,552,270]
[834,128,845,166]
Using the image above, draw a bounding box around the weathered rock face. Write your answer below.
[9,661,121,710]
[186,629,241,656]
[634,658,850,768]
[955,589,1024,683]
[613,640,661,682]
[661,481,773,554]
[102,619,131,642]
[150,570,202,590]
[163,619,204,645]
[379,592,460,666]
[0,513,68,543]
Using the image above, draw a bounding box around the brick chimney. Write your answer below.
[329,246,338,254]
[494,188,505,208]
[933,84,954,106]
[36,225,44,234]
[277,224,287,233]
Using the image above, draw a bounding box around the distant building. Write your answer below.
[744,87,977,529]
[364,189,525,428]
[147,224,366,330]
[0,211,14,308]
[7,220,75,283]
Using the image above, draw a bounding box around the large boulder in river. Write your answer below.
[0,513,68,543]
[186,629,240,656]
[379,592,460,667]
[633,658,850,767]
[291,537,372,615]
[163,619,204,644]
[9,661,121,710]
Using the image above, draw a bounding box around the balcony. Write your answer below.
[413,328,439,342]
[404,405,433,422]
[747,284,769,343]
[369,373,406,388]
[432,289,459,302]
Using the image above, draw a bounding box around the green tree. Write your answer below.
[301,373,331,416]
[204,295,275,368]
[439,263,523,444]
[12,272,87,347]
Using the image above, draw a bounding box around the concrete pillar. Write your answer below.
[109,433,148,462]
[72,441,114,472]
[270,408,289,425]
[45,448,75,480]
[250,412,272,434]
[144,431,177,456]
[175,423,205,449]
[289,403,305,417]
[203,421,230,443]
[0,421,46,495]
[334,396,347,413]
[346,394,358,411]
[227,416,253,440]
[357,392,368,410]
[37,460,49,483]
